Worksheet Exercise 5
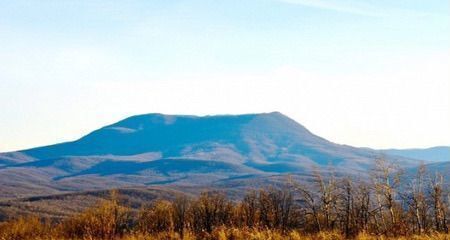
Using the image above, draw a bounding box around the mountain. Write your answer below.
[0,112,417,199]
[406,161,450,185]
[422,161,450,175]
[382,146,450,162]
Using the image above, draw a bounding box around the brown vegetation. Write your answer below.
[0,160,449,240]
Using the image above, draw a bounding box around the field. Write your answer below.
[1,161,449,240]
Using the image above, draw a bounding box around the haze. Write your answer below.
[0,0,449,151]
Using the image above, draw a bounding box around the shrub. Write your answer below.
[0,216,52,240]
[60,198,131,239]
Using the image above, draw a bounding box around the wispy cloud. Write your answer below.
[277,0,435,18]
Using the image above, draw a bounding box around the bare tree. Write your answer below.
[401,163,428,234]
[371,157,402,234]
[189,192,233,233]
[314,170,339,230]
[289,177,322,232]
[171,195,189,237]
[137,200,173,233]
[340,178,354,238]
[239,190,259,228]
[257,187,294,230]
[429,173,448,233]
[353,181,371,233]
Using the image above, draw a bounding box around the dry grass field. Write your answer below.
[1,161,448,240]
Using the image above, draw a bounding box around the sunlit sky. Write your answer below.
[0,0,449,152]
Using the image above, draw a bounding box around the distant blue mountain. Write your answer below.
[382,146,449,162]
[421,161,450,175]
[0,112,418,198]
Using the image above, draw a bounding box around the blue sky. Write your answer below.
[0,0,449,151]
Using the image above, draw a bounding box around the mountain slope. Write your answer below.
[382,146,450,162]
[0,112,417,198]
[422,161,450,174]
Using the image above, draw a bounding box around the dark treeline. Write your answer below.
[0,159,449,240]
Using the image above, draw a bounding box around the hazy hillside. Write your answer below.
[0,187,185,221]
[0,112,417,199]
[382,146,450,162]
[425,161,450,172]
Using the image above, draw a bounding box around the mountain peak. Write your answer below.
[14,111,320,159]
[3,112,418,172]
[0,112,421,198]
[108,112,292,129]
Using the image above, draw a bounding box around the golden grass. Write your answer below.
[97,229,450,240]
[2,219,449,240]
[1,194,449,240]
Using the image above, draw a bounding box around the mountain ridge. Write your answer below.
[0,112,419,199]
[382,146,449,162]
